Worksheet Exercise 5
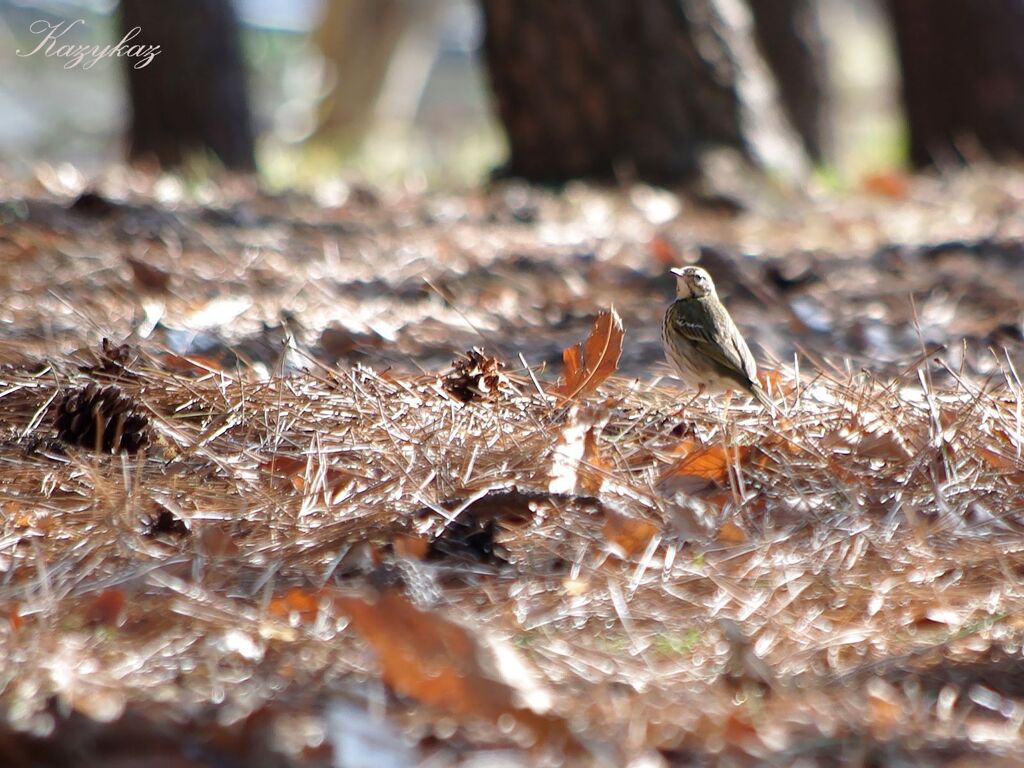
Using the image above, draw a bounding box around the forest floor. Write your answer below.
[1,166,1023,766]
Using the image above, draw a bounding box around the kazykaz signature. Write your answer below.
[16,19,161,70]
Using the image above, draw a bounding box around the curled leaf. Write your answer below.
[554,308,624,400]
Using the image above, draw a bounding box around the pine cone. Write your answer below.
[77,338,136,377]
[442,348,511,403]
[55,383,150,454]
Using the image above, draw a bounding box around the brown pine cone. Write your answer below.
[54,383,150,454]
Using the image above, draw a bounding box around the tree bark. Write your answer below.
[480,0,806,185]
[119,0,256,171]
[748,0,828,163]
[887,0,1024,166]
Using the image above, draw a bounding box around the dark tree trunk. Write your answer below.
[887,0,1024,166]
[480,0,805,185]
[748,0,828,163]
[119,0,256,172]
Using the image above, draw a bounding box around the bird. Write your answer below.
[662,266,773,410]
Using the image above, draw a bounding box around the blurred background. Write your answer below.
[0,0,912,190]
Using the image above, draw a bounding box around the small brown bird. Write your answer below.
[662,266,773,410]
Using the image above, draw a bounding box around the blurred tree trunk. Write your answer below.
[119,0,256,171]
[479,0,806,185]
[748,0,828,163]
[312,0,444,144]
[887,0,1024,166]
[313,0,407,142]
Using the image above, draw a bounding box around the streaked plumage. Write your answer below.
[662,266,773,410]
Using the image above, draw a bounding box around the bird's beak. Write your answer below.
[670,267,685,277]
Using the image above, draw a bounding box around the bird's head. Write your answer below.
[670,266,716,299]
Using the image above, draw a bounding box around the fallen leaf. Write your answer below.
[337,591,580,753]
[857,429,914,460]
[861,170,909,199]
[865,677,902,733]
[716,520,747,544]
[319,325,384,359]
[580,423,612,495]
[392,532,430,560]
[86,588,126,626]
[268,587,322,624]
[548,411,589,495]
[648,235,679,267]
[663,445,749,484]
[161,353,224,374]
[548,408,610,495]
[197,526,239,558]
[603,509,659,558]
[978,446,1017,471]
[260,456,353,493]
[126,255,172,294]
[554,308,624,400]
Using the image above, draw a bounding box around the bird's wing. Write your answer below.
[668,302,758,388]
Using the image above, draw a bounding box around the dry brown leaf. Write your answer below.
[865,678,902,734]
[978,446,1017,471]
[716,520,747,544]
[553,308,624,400]
[337,591,581,753]
[126,255,172,294]
[861,170,910,199]
[392,532,430,560]
[548,407,610,495]
[268,587,322,624]
[663,445,749,484]
[579,424,612,495]
[648,235,679,267]
[197,526,239,558]
[758,369,792,396]
[603,509,659,558]
[857,429,915,460]
[260,456,352,493]
[86,588,127,627]
[161,353,224,374]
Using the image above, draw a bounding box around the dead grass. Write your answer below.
[0,168,1023,765]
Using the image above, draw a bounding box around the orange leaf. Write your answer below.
[337,591,580,752]
[161,353,224,374]
[603,509,659,558]
[648,235,679,267]
[392,532,430,560]
[979,446,1017,471]
[260,456,352,493]
[197,526,239,558]
[554,308,625,400]
[861,170,909,199]
[716,520,747,544]
[261,456,310,491]
[86,588,126,626]
[268,587,322,624]
[664,445,749,484]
